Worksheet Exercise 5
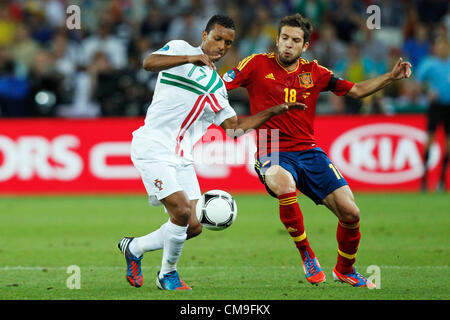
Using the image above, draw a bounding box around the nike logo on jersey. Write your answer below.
[265,73,275,80]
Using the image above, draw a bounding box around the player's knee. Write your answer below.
[169,202,192,225]
[266,178,296,196]
[276,184,296,196]
[265,166,296,196]
[340,205,360,222]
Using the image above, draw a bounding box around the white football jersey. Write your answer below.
[132,40,236,165]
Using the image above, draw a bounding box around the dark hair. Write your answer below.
[205,14,235,33]
[278,13,313,43]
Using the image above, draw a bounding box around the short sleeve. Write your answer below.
[314,61,354,96]
[212,84,237,125]
[151,40,188,56]
[313,62,334,91]
[222,54,258,90]
[213,105,237,126]
[325,74,355,96]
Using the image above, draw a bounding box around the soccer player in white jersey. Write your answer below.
[117,15,306,290]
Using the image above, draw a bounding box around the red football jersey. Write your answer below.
[223,53,354,156]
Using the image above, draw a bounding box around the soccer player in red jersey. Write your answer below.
[223,14,412,288]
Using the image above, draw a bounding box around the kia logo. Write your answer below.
[330,123,440,184]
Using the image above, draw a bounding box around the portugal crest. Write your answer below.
[298,72,313,88]
[154,179,163,191]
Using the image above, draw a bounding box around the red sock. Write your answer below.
[278,192,315,261]
[336,219,361,274]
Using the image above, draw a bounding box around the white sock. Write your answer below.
[160,220,188,277]
[129,221,168,257]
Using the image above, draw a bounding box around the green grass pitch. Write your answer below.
[0,193,448,300]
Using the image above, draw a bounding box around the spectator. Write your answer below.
[42,0,66,28]
[403,23,431,69]
[89,51,122,116]
[0,4,17,47]
[445,11,450,41]
[56,42,102,118]
[417,0,448,25]
[265,0,293,22]
[81,19,128,69]
[390,79,428,114]
[140,6,170,47]
[120,49,150,116]
[27,9,54,46]
[240,0,263,28]
[0,51,30,117]
[0,0,448,118]
[165,8,205,45]
[335,41,380,80]
[238,22,272,58]
[4,0,23,22]
[328,0,363,43]
[360,28,388,75]
[371,0,406,28]
[293,0,327,27]
[433,22,449,43]
[27,49,64,116]
[105,0,135,49]
[50,31,81,79]
[11,24,41,74]
[308,22,346,69]
[199,0,223,18]
[255,6,278,41]
[403,5,420,40]
[162,0,188,20]
[132,36,160,114]
[224,2,245,40]
[56,66,101,118]
[334,41,379,113]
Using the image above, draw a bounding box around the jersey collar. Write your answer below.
[275,54,300,74]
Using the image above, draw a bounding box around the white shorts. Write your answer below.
[131,158,201,207]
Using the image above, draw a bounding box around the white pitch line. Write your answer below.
[0,265,448,271]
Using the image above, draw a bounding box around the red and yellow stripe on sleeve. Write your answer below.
[236,54,258,72]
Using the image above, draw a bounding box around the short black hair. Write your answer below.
[205,14,235,33]
[278,13,313,43]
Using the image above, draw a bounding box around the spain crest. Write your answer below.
[298,72,313,88]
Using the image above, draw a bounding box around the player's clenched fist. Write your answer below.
[186,54,219,70]
[390,57,412,80]
[271,102,308,115]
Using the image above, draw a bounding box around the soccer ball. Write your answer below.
[196,190,237,231]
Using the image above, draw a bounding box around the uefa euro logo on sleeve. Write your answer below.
[157,45,170,52]
[223,69,236,82]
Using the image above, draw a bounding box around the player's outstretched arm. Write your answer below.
[221,102,307,138]
[346,57,412,99]
[143,53,220,72]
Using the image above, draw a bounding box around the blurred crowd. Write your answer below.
[0,0,448,117]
